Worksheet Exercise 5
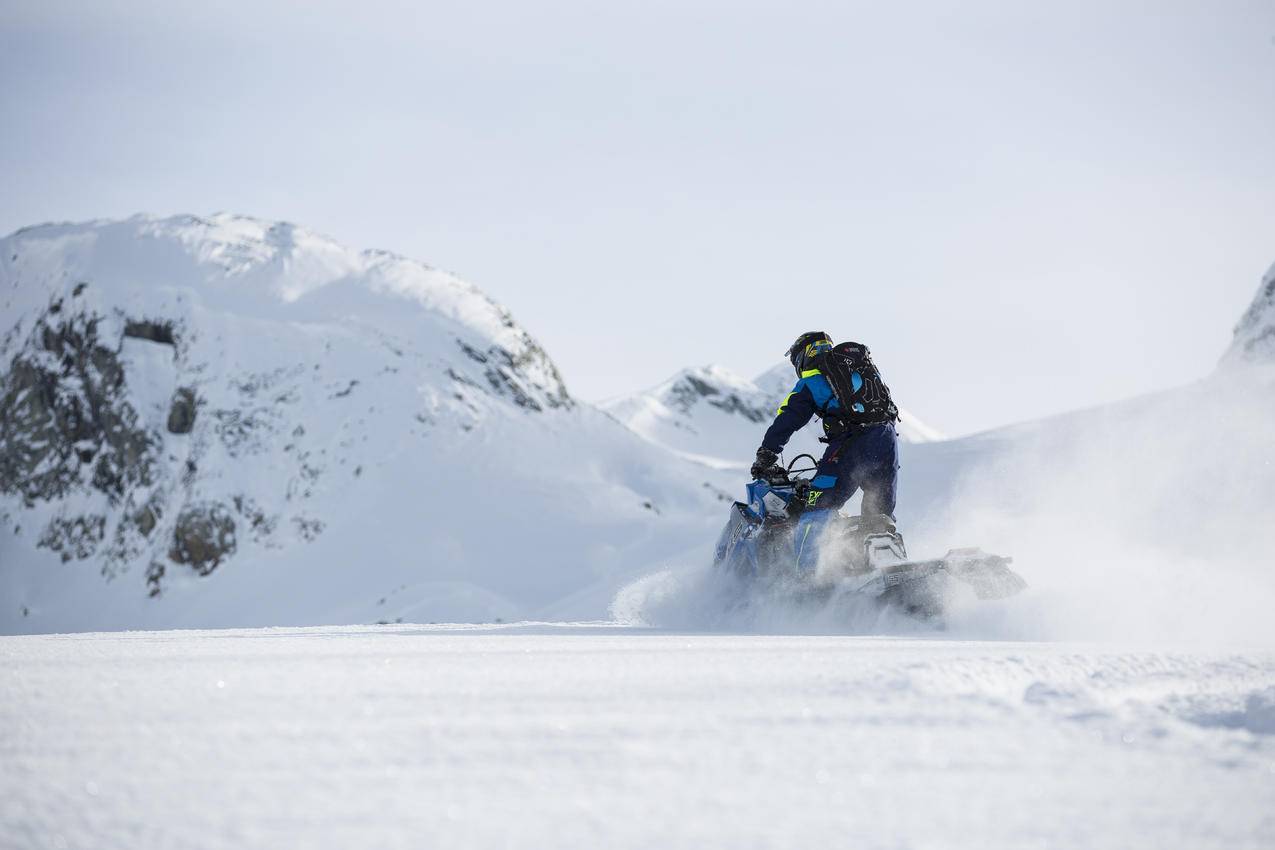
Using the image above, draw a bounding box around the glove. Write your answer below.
[750,447,779,479]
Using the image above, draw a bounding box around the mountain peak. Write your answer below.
[657,365,769,421]
[1223,260,1275,366]
[2,213,571,409]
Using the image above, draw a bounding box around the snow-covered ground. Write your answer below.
[3,624,1273,850]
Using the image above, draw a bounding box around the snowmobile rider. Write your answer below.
[750,331,900,570]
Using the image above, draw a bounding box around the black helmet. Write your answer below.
[786,331,832,375]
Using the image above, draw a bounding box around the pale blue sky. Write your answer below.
[3,0,1273,435]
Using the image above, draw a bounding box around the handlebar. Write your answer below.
[755,453,818,488]
[786,453,819,476]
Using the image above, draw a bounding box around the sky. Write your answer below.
[2,0,1273,436]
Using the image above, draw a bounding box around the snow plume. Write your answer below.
[610,560,935,634]
[910,365,1275,646]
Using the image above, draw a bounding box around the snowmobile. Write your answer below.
[713,455,1026,619]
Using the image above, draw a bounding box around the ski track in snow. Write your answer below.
[3,624,1274,850]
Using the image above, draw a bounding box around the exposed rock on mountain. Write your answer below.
[1,301,153,508]
[166,387,197,434]
[662,367,771,423]
[169,502,237,576]
[1222,260,1275,366]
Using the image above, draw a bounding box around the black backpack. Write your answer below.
[813,341,899,427]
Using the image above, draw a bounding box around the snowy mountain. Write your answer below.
[1222,259,1275,366]
[0,214,726,633]
[601,362,942,468]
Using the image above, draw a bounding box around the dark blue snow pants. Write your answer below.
[806,421,899,518]
[793,422,899,570]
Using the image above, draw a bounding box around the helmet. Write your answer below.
[786,331,832,375]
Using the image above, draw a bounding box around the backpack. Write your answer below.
[813,341,899,426]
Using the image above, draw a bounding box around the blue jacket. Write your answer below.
[760,369,842,453]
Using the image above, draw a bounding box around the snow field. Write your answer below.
[3,625,1274,850]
